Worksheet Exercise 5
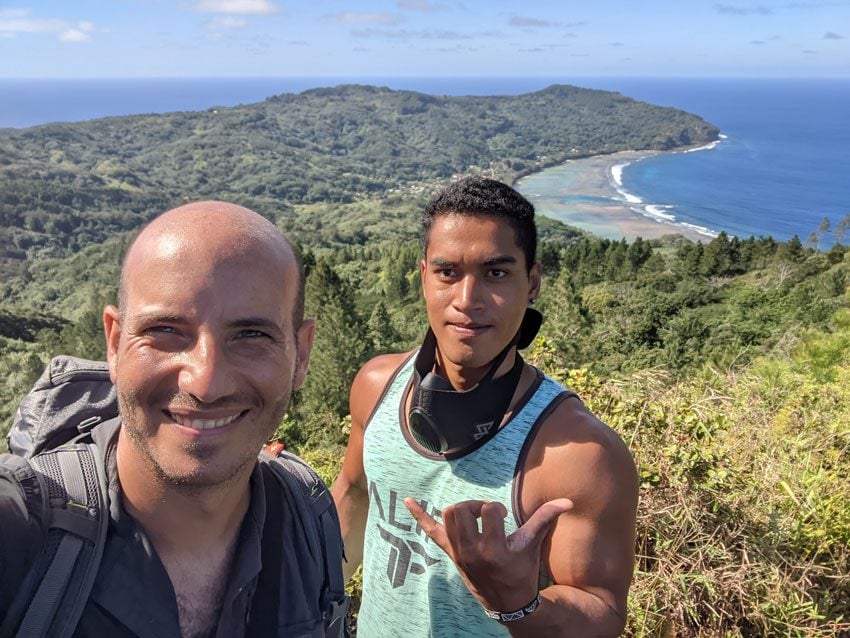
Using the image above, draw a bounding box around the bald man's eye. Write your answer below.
[146,325,178,335]
[236,329,271,340]
[435,268,457,279]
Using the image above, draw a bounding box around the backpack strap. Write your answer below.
[1,437,110,638]
[260,450,350,637]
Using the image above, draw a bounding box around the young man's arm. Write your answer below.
[331,353,409,582]
[406,396,639,637]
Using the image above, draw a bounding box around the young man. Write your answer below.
[0,202,345,637]
[333,177,639,636]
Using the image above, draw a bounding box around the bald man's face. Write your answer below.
[103,221,313,490]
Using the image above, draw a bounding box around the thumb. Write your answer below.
[508,498,573,552]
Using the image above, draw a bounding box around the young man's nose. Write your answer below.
[453,274,485,311]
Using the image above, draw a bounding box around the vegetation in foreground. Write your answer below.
[2,229,848,636]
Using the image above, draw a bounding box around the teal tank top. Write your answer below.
[357,354,571,637]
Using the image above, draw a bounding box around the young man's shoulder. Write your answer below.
[522,387,638,515]
[543,392,628,450]
[349,351,415,426]
[354,351,414,390]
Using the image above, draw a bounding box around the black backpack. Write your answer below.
[1,355,349,637]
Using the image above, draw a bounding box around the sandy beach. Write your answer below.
[516,149,717,243]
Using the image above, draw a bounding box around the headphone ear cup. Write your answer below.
[517,308,543,349]
[408,407,445,454]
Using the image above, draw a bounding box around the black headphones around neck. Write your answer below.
[407,308,543,457]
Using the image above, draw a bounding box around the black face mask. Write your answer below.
[408,308,543,457]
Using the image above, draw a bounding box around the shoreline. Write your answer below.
[516,142,724,243]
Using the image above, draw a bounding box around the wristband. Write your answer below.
[483,592,542,624]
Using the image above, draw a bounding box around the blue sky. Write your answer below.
[1,1,848,78]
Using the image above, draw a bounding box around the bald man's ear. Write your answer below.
[293,319,315,391]
[103,305,121,384]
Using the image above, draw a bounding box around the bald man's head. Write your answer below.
[118,201,305,328]
[105,201,315,491]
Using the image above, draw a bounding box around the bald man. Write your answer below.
[0,202,347,637]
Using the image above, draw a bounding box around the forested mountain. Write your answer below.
[0,83,717,280]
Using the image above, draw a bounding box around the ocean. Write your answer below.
[576,77,850,242]
[1,76,848,242]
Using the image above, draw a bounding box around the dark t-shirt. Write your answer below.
[0,427,329,637]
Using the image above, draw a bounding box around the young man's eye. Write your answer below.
[490,269,508,279]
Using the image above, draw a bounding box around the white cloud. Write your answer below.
[195,0,279,15]
[59,28,91,42]
[351,28,471,40]
[205,16,248,30]
[509,16,559,28]
[0,9,97,43]
[397,0,447,11]
[427,44,478,52]
[327,12,403,25]
[716,4,775,15]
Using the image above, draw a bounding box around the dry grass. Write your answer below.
[531,334,850,637]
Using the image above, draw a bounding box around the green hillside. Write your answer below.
[0,83,717,281]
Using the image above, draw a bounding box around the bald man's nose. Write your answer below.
[178,335,236,403]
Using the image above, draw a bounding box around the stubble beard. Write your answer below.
[117,388,292,495]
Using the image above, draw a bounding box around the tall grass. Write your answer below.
[530,317,849,636]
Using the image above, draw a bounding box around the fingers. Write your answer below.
[509,498,573,551]
[445,502,484,548]
[407,497,568,563]
[444,501,509,558]
[405,499,510,555]
[480,501,508,547]
[404,497,450,555]
[403,497,438,535]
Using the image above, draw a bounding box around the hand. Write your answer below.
[403,497,573,612]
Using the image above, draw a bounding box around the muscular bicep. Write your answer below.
[544,465,636,612]
[521,402,638,615]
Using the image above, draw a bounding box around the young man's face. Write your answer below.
[420,212,540,377]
